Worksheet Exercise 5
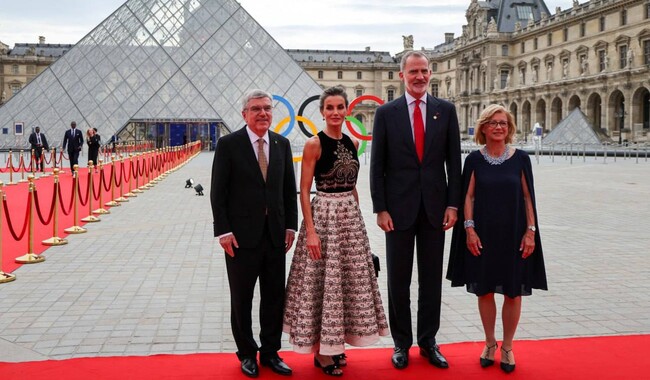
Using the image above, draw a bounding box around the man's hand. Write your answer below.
[219,234,239,257]
[376,211,394,232]
[442,208,457,231]
[284,230,295,253]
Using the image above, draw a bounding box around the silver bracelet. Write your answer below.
[463,220,475,229]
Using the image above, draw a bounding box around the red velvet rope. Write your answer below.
[2,196,30,241]
[137,157,145,176]
[77,174,90,207]
[114,161,123,187]
[101,165,113,193]
[92,172,102,201]
[58,180,74,216]
[33,189,56,225]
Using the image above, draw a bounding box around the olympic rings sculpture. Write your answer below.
[272,94,383,162]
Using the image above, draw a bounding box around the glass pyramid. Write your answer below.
[543,107,611,146]
[0,0,323,149]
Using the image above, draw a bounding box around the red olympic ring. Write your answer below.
[346,95,384,141]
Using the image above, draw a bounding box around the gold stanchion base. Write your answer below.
[93,208,110,215]
[81,215,101,222]
[5,182,17,186]
[115,197,129,202]
[138,186,150,190]
[132,189,144,193]
[0,272,16,284]
[18,179,28,183]
[105,201,120,207]
[42,236,68,246]
[125,192,137,197]
[64,226,87,234]
[15,253,45,264]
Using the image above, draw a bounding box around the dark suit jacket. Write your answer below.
[211,127,298,249]
[370,94,462,230]
[62,128,84,152]
[28,132,49,151]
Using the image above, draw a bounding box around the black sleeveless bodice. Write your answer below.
[314,131,359,193]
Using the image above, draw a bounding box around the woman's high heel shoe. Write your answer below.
[314,357,343,377]
[332,353,347,367]
[500,347,516,373]
[479,342,498,367]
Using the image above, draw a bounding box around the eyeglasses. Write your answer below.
[246,106,273,114]
[486,120,508,128]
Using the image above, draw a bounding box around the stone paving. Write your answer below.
[1,149,649,362]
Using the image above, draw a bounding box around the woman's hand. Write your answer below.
[519,231,535,258]
[306,230,321,260]
[466,228,482,256]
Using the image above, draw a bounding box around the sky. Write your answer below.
[1,0,571,55]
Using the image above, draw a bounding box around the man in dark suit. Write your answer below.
[28,126,49,172]
[62,121,84,172]
[370,50,462,370]
[211,89,298,378]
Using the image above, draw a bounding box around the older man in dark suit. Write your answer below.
[211,89,298,378]
[370,51,462,370]
[28,126,49,172]
[62,121,84,172]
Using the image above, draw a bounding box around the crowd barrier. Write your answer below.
[0,142,202,284]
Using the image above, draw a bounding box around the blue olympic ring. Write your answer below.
[272,94,296,137]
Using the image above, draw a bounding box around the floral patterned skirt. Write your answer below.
[283,191,389,355]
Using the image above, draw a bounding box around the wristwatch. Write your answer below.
[527,225,536,232]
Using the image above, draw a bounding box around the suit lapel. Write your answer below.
[394,96,418,160]
[425,95,440,156]
[267,132,282,183]
[235,127,266,185]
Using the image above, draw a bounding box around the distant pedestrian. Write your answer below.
[62,121,83,172]
[86,128,101,167]
[28,126,49,172]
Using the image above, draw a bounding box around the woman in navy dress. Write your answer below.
[283,86,388,376]
[447,104,547,373]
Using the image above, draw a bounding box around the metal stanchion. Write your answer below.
[81,162,100,223]
[64,165,87,234]
[42,169,68,246]
[18,150,28,183]
[131,153,144,194]
[6,150,17,186]
[15,176,46,264]
[0,181,18,283]
[124,154,136,198]
[105,156,121,207]
[140,153,152,191]
[93,159,110,214]
[115,157,129,203]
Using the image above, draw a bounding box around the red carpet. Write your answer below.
[0,335,646,379]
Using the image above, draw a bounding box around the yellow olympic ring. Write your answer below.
[275,115,319,162]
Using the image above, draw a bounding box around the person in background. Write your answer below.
[211,89,298,378]
[446,104,548,373]
[283,86,389,377]
[28,126,49,172]
[86,128,101,167]
[370,50,462,371]
[62,121,84,172]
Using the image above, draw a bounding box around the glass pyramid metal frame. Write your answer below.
[0,0,323,149]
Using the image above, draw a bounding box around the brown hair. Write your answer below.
[475,104,516,145]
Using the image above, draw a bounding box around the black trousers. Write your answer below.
[68,149,80,170]
[386,206,445,349]
[225,223,286,361]
[34,147,45,171]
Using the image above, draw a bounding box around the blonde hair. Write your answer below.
[475,104,516,145]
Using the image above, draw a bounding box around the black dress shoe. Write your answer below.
[391,347,409,369]
[260,356,292,376]
[419,344,449,368]
[240,358,259,378]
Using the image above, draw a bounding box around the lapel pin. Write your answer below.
[433,112,440,120]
